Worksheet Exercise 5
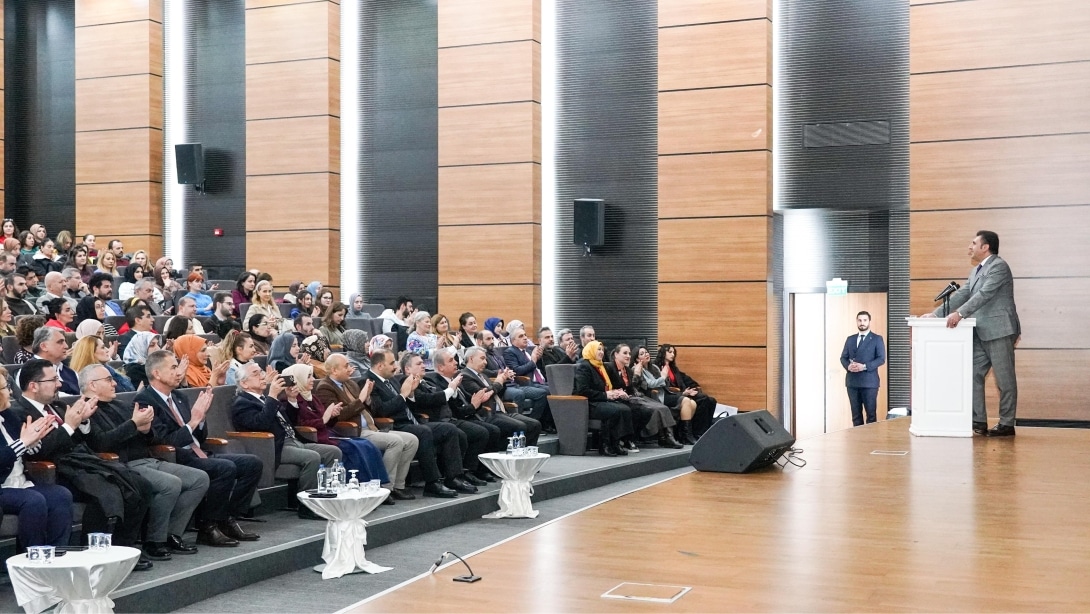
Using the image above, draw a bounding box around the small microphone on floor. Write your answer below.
[428,551,482,583]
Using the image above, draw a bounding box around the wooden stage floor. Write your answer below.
[347,419,1090,612]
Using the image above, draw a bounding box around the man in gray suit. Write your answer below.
[926,230,1020,437]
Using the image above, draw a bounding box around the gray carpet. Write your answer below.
[175,466,695,614]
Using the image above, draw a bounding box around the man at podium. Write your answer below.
[840,311,886,426]
[923,230,1020,437]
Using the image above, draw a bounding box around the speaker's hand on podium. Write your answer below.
[945,311,963,328]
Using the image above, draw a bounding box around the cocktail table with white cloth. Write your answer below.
[297,489,393,579]
[478,452,551,519]
[5,545,140,614]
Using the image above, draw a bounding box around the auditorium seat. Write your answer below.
[362,303,385,318]
[545,364,600,456]
[1,336,21,363]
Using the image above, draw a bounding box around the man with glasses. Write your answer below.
[81,364,209,560]
[14,359,155,571]
[210,292,241,340]
[32,328,79,396]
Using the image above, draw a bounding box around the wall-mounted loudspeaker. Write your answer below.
[689,410,795,473]
[573,198,605,248]
[175,143,204,186]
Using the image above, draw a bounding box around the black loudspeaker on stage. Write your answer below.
[175,143,205,185]
[573,198,605,248]
[689,410,795,474]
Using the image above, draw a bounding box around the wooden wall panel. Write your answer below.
[437,0,538,48]
[910,206,1090,280]
[75,129,163,184]
[246,173,339,231]
[658,20,768,91]
[659,282,768,347]
[245,2,338,65]
[659,218,768,282]
[438,164,540,226]
[659,86,770,155]
[1001,350,1090,421]
[75,75,162,131]
[910,278,1090,350]
[76,0,161,27]
[246,58,338,120]
[659,152,769,218]
[246,116,338,176]
[439,41,538,107]
[658,0,767,28]
[911,0,1090,74]
[911,135,1090,211]
[911,63,1090,142]
[438,224,539,286]
[74,21,162,81]
[246,230,340,289]
[670,347,767,411]
[75,182,162,236]
[438,103,540,166]
[438,285,540,333]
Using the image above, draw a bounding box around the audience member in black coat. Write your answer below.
[572,341,636,457]
[654,344,716,437]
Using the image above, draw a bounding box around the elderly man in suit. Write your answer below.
[461,346,542,447]
[502,327,554,429]
[135,350,263,546]
[924,230,1020,437]
[839,311,886,427]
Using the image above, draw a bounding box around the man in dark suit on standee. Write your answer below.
[366,349,459,498]
[924,230,1021,437]
[135,350,263,546]
[839,311,886,427]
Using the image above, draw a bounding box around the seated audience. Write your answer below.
[95,250,120,277]
[280,363,393,498]
[460,346,542,447]
[155,264,181,298]
[30,326,79,396]
[245,280,283,332]
[66,246,95,283]
[209,293,242,340]
[34,271,68,314]
[0,365,73,549]
[5,273,38,316]
[537,327,579,373]
[634,345,698,445]
[123,331,163,390]
[346,293,369,318]
[19,268,43,300]
[267,332,299,373]
[75,295,118,336]
[13,316,45,364]
[164,315,193,342]
[130,250,151,276]
[61,268,87,304]
[135,351,262,546]
[56,231,75,254]
[229,362,342,515]
[342,329,371,373]
[88,272,124,318]
[1,219,18,245]
[654,344,716,438]
[183,273,213,317]
[577,325,596,355]
[432,313,459,350]
[170,296,207,334]
[484,317,509,347]
[118,263,145,301]
[28,238,62,278]
[173,334,228,388]
[221,330,258,386]
[69,335,134,392]
[314,354,418,500]
[79,363,209,560]
[283,281,302,305]
[315,289,334,318]
[106,240,129,268]
[319,302,347,351]
[502,327,554,429]
[368,334,393,356]
[573,341,636,457]
[379,295,414,335]
[0,299,16,337]
[118,304,156,358]
[122,279,163,316]
[17,231,36,258]
[246,314,274,355]
[427,348,502,484]
[290,291,320,319]
[406,311,439,370]
[456,312,478,349]
[231,271,256,319]
[606,344,681,449]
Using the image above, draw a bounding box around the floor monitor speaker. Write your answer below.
[689,410,795,473]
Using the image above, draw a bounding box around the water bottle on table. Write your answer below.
[317,464,328,494]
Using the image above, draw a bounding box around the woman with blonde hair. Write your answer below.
[95,250,120,276]
[70,335,135,392]
[245,280,283,331]
[220,330,258,385]
[405,311,438,370]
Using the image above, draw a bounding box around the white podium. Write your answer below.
[906,317,976,437]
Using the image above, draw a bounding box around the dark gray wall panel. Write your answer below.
[4,0,76,233]
[181,0,246,277]
[554,0,657,347]
[355,0,438,311]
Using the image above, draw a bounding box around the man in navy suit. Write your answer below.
[502,327,554,429]
[839,311,886,427]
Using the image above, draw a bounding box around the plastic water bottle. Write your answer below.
[518,431,526,450]
[317,464,328,493]
[337,462,347,491]
[506,437,515,454]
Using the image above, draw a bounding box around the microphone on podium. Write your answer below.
[933,281,960,302]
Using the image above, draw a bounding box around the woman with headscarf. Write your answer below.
[342,328,371,373]
[268,332,306,373]
[298,334,330,379]
[173,334,228,388]
[122,331,162,389]
[484,317,510,347]
[118,263,145,301]
[70,335,134,392]
[280,363,392,488]
[573,340,636,457]
[346,293,369,319]
[654,344,716,438]
[75,295,119,336]
[367,334,393,356]
[306,281,322,303]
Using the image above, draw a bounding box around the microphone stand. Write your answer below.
[429,551,482,583]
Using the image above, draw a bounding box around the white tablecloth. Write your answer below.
[5,546,140,614]
[297,489,392,579]
[478,452,551,519]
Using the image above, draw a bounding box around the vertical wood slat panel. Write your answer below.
[437,1,541,329]
[245,0,340,286]
[658,2,774,416]
[74,1,162,246]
